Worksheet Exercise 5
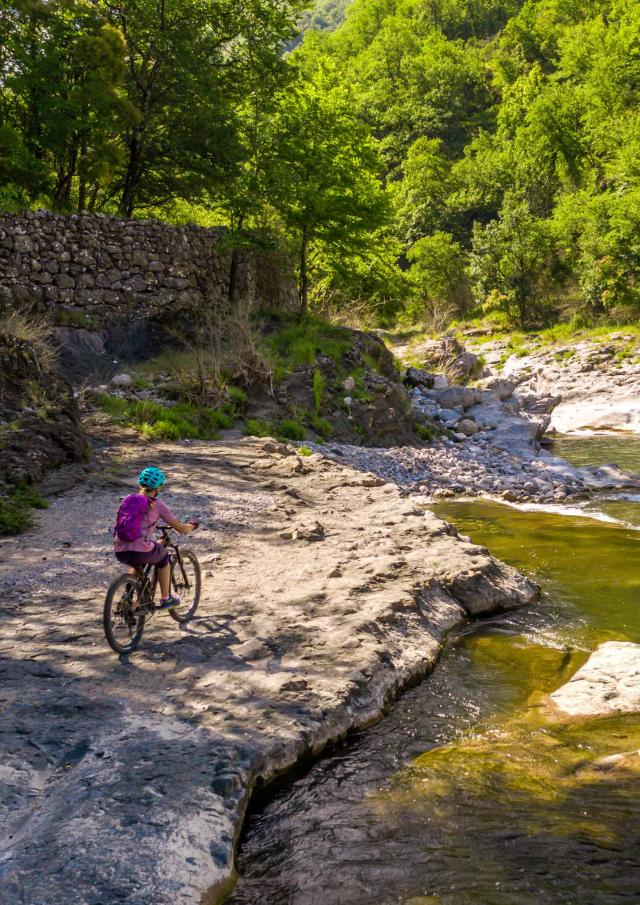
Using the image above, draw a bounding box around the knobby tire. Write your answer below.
[168,548,201,623]
[103,573,146,654]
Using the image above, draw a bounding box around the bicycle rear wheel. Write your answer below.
[168,549,201,623]
[103,574,146,654]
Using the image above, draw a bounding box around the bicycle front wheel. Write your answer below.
[168,549,201,623]
[103,574,146,654]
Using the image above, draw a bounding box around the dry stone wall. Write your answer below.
[0,210,292,325]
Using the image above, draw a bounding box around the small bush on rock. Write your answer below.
[0,485,48,536]
[416,422,439,442]
[309,414,332,438]
[276,418,306,441]
[244,418,272,438]
[312,368,325,413]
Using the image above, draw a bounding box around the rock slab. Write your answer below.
[550,641,640,717]
[0,437,538,905]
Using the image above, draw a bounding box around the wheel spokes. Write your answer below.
[112,586,140,641]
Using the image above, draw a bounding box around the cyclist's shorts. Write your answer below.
[115,543,169,569]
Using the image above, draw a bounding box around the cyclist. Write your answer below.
[114,466,197,609]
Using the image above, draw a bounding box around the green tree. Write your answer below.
[407,231,467,327]
[267,72,389,313]
[469,191,554,326]
[391,137,451,244]
[1,0,132,211]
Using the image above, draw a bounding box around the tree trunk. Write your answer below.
[53,141,79,210]
[77,137,88,212]
[299,226,309,315]
[118,131,144,218]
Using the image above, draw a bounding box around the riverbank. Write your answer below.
[372,331,640,505]
[228,478,640,905]
[0,435,537,905]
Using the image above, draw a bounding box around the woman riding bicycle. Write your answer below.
[113,467,197,609]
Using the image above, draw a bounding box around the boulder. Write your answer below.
[466,395,544,456]
[0,329,87,488]
[550,642,640,717]
[53,327,107,381]
[111,372,132,388]
[519,392,562,416]
[457,418,479,436]
[404,366,435,389]
[477,377,515,401]
[434,407,462,425]
[551,397,640,434]
[431,386,481,411]
[451,350,479,377]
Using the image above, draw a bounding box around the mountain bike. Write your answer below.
[103,525,201,654]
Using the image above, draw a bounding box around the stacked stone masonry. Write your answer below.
[0,210,289,324]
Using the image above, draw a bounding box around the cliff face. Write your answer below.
[0,303,87,489]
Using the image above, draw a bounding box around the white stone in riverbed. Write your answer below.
[550,642,640,717]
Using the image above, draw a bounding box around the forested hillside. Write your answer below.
[297,0,350,36]
[2,0,640,328]
[297,0,640,327]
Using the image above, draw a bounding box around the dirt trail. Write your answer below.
[0,436,537,905]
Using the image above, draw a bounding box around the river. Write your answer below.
[226,435,640,905]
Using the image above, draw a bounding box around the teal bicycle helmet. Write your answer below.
[138,466,166,489]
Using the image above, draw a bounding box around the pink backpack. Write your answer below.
[115,494,150,542]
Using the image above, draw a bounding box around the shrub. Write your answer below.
[0,484,48,536]
[312,368,325,413]
[416,422,439,442]
[276,418,306,441]
[0,309,57,372]
[141,420,182,441]
[55,309,96,330]
[96,393,129,417]
[244,418,272,438]
[96,394,227,440]
[309,414,332,438]
[264,314,353,378]
[298,445,313,456]
[227,385,248,407]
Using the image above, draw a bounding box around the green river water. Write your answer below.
[227,436,640,905]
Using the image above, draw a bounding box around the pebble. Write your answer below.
[306,439,587,504]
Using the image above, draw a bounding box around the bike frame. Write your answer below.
[132,525,191,614]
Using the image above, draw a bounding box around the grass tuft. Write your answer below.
[96,394,229,440]
[276,418,306,441]
[0,485,48,536]
[244,418,272,438]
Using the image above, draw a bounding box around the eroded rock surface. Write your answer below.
[481,335,640,436]
[0,297,87,490]
[0,437,537,905]
[550,642,640,717]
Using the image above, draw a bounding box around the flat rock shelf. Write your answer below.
[0,437,537,905]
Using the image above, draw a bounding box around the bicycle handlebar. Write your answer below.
[157,522,198,534]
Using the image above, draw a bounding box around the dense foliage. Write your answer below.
[296,0,640,326]
[3,0,640,325]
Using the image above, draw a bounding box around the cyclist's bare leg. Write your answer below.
[158,563,170,599]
